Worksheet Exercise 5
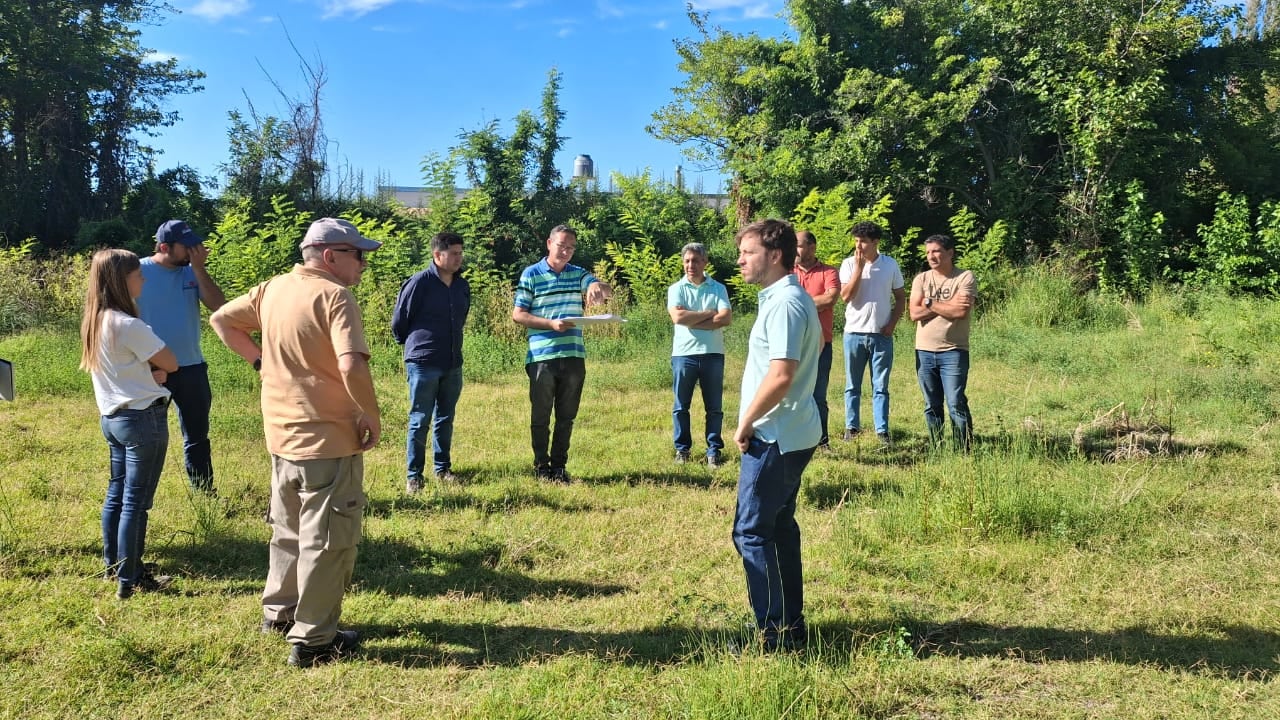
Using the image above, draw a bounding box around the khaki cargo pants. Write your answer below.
[262,454,365,646]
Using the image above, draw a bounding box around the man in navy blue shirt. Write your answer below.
[392,232,471,493]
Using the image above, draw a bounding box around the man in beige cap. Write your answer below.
[210,217,381,668]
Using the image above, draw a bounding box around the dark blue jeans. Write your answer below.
[406,362,464,478]
[526,357,586,470]
[733,437,816,647]
[916,349,972,449]
[814,342,833,445]
[100,401,169,587]
[844,332,893,435]
[163,362,213,492]
[671,353,725,456]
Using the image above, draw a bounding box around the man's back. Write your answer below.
[230,266,370,460]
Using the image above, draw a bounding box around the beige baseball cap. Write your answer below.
[299,218,382,251]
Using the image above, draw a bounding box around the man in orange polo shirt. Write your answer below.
[211,218,381,668]
[794,230,840,449]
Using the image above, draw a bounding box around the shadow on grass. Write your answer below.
[356,620,709,668]
[156,532,627,604]
[348,616,1280,678]
[887,617,1278,680]
[979,430,1247,463]
[579,470,720,489]
[365,488,602,519]
[803,477,902,510]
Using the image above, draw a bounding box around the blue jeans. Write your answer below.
[100,401,169,587]
[916,349,973,449]
[406,362,464,479]
[814,342,832,445]
[733,437,816,646]
[671,353,725,455]
[526,357,586,470]
[163,362,213,492]
[844,332,893,435]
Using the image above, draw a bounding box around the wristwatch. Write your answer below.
[924,297,933,309]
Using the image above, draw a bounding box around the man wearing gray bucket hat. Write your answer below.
[211,217,381,668]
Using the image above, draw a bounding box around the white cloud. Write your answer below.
[557,26,574,38]
[322,0,399,19]
[653,19,668,30]
[188,0,252,21]
[596,0,625,18]
[143,51,179,64]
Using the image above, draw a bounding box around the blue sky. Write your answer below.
[136,0,791,197]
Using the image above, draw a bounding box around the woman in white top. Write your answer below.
[79,249,179,599]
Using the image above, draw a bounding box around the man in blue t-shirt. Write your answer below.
[511,225,613,483]
[137,220,227,494]
[667,242,732,467]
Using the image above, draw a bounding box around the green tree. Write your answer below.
[653,0,1275,282]
[0,1,203,248]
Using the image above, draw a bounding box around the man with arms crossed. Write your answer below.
[136,219,227,493]
[392,232,470,492]
[908,234,977,449]
[793,230,840,450]
[667,242,732,467]
[732,219,822,652]
[512,225,613,483]
[839,221,906,449]
[211,218,381,668]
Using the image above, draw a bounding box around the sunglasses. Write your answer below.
[329,248,366,262]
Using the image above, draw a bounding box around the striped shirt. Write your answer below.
[514,258,599,364]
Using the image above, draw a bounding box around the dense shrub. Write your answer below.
[0,241,87,336]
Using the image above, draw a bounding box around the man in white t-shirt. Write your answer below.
[838,221,906,448]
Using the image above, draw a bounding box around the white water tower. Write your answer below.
[573,154,595,180]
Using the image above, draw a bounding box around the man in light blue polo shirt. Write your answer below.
[667,242,733,467]
[731,218,821,653]
[512,225,613,483]
[137,219,227,494]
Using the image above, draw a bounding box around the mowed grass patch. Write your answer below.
[2,278,1280,718]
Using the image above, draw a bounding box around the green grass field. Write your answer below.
[1,282,1279,719]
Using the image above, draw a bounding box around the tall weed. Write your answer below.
[990,262,1126,331]
[0,241,87,335]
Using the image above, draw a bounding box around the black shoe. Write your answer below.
[550,467,572,484]
[876,432,892,450]
[117,565,173,599]
[261,617,295,635]
[534,465,556,481]
[287,629,360,668]
[842,428,861,441]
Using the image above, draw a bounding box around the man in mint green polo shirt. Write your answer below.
[512,225,613,482]
[731,218,822,652]
[667,242,733,466]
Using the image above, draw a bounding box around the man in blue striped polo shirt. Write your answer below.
[512,225,613,482]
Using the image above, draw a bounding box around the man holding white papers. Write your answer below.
[512,225,613,482]
[667,242,732,467]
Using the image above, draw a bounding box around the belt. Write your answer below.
[146,397,170,409]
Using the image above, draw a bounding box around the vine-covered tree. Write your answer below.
[0,1,203,248]
[652,0,1280,270]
